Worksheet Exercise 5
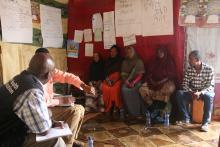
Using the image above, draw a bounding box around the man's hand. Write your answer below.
[193,91,202,99]
[58,97,75,105]
[52,120,64,129]
[81,83,95,95]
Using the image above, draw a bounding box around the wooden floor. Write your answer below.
[79,113,219,147]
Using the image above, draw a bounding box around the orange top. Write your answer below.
[43,68,83,107]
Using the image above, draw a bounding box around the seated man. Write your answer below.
[35,48,95,147]
[176,50,215,132]
[0,53,66,147]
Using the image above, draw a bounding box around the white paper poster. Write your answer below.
[103,11,116,49]
[94,30,102,42]
[115,0,142,37]
[84,29,92,42]
[142,0,173,36]
[123,34,136,46]
[40,4,63,48]
[74,30,83,43]
[92,13,103,32]
[85,43,94,57]
[0,0,33,43]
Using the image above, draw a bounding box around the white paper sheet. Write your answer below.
[40,4,63,48]
[185,15,196,23]
[123,34,136,46]
[0,0,33,43]
[115,0,142,37]
[94,29,102,42]
[36,123,72,142]
[103,11,116,49]
[85,43,93,57]
[142,0,173,36]
[84,29,92,42]
[74,30,83,43]
[92,13,103,32]
[207,15,219,24]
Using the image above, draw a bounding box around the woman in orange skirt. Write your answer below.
[102,45,123,113]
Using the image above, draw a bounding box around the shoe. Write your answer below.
[176,120,190,126]
[200,123,209,132]
[72,140,84,147]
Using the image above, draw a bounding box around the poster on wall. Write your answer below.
[141,0,173,36]
[40,4,63,48]
[85,43,93,57]
[84,29,92,42]
[115,0,142,37]
[74,30,83,43]
[67,40,79,58]
[0,0,33,43]
[103,11,116,49]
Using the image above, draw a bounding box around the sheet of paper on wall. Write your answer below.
[103,11,116,49]
[94,30,102,42]
[92,13,103,32]
[84,29,92,42]
[207,15,219,24]
[85,43,94,57]
[184,15,196,23]
[123,34,136,46]
[0,0,33,43]
[40,4,63,48]
[142,0,174,36]
[115,0,142,37]
[74,30,83,43]
[67,40,79,58]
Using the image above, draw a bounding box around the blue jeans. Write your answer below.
[176,90,215,124]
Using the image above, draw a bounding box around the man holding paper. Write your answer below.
[35,48,95,147]
[0,53,66,147]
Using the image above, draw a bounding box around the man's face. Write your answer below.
[189,55,199,67]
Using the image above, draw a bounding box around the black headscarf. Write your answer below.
[105,45,123,76]
[89,53,105,81]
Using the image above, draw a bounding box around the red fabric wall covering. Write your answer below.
[67,0,220,118]
[67,0,185,82]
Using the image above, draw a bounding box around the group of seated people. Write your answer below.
[0,45,214,147]
[86,45,214,133]
[86,45,176,120]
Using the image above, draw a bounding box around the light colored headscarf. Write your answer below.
[121,46,145,81]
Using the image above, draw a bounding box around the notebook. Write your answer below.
[54,95,75,106]
[36,123,72,142]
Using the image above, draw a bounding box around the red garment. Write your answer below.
[102,72,122,112]
[147,47,176,90]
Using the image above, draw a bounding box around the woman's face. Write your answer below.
[126,48,134,59]
[110,47,118,58]
[157,49,165,58]
[93,53,99,62]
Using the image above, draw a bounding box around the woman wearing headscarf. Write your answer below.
[121,46,145,117]
[102,45,123,115]
[139,45,176,122]
[85,52,105,112]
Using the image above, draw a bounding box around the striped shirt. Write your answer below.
[13,88,52,134]
[182,63,215,93]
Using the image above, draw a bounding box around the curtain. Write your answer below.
[186,27,220,83]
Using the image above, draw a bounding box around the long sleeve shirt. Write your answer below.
[14,88,52,133]
[43,68,84,107]
[182,63,215,94]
